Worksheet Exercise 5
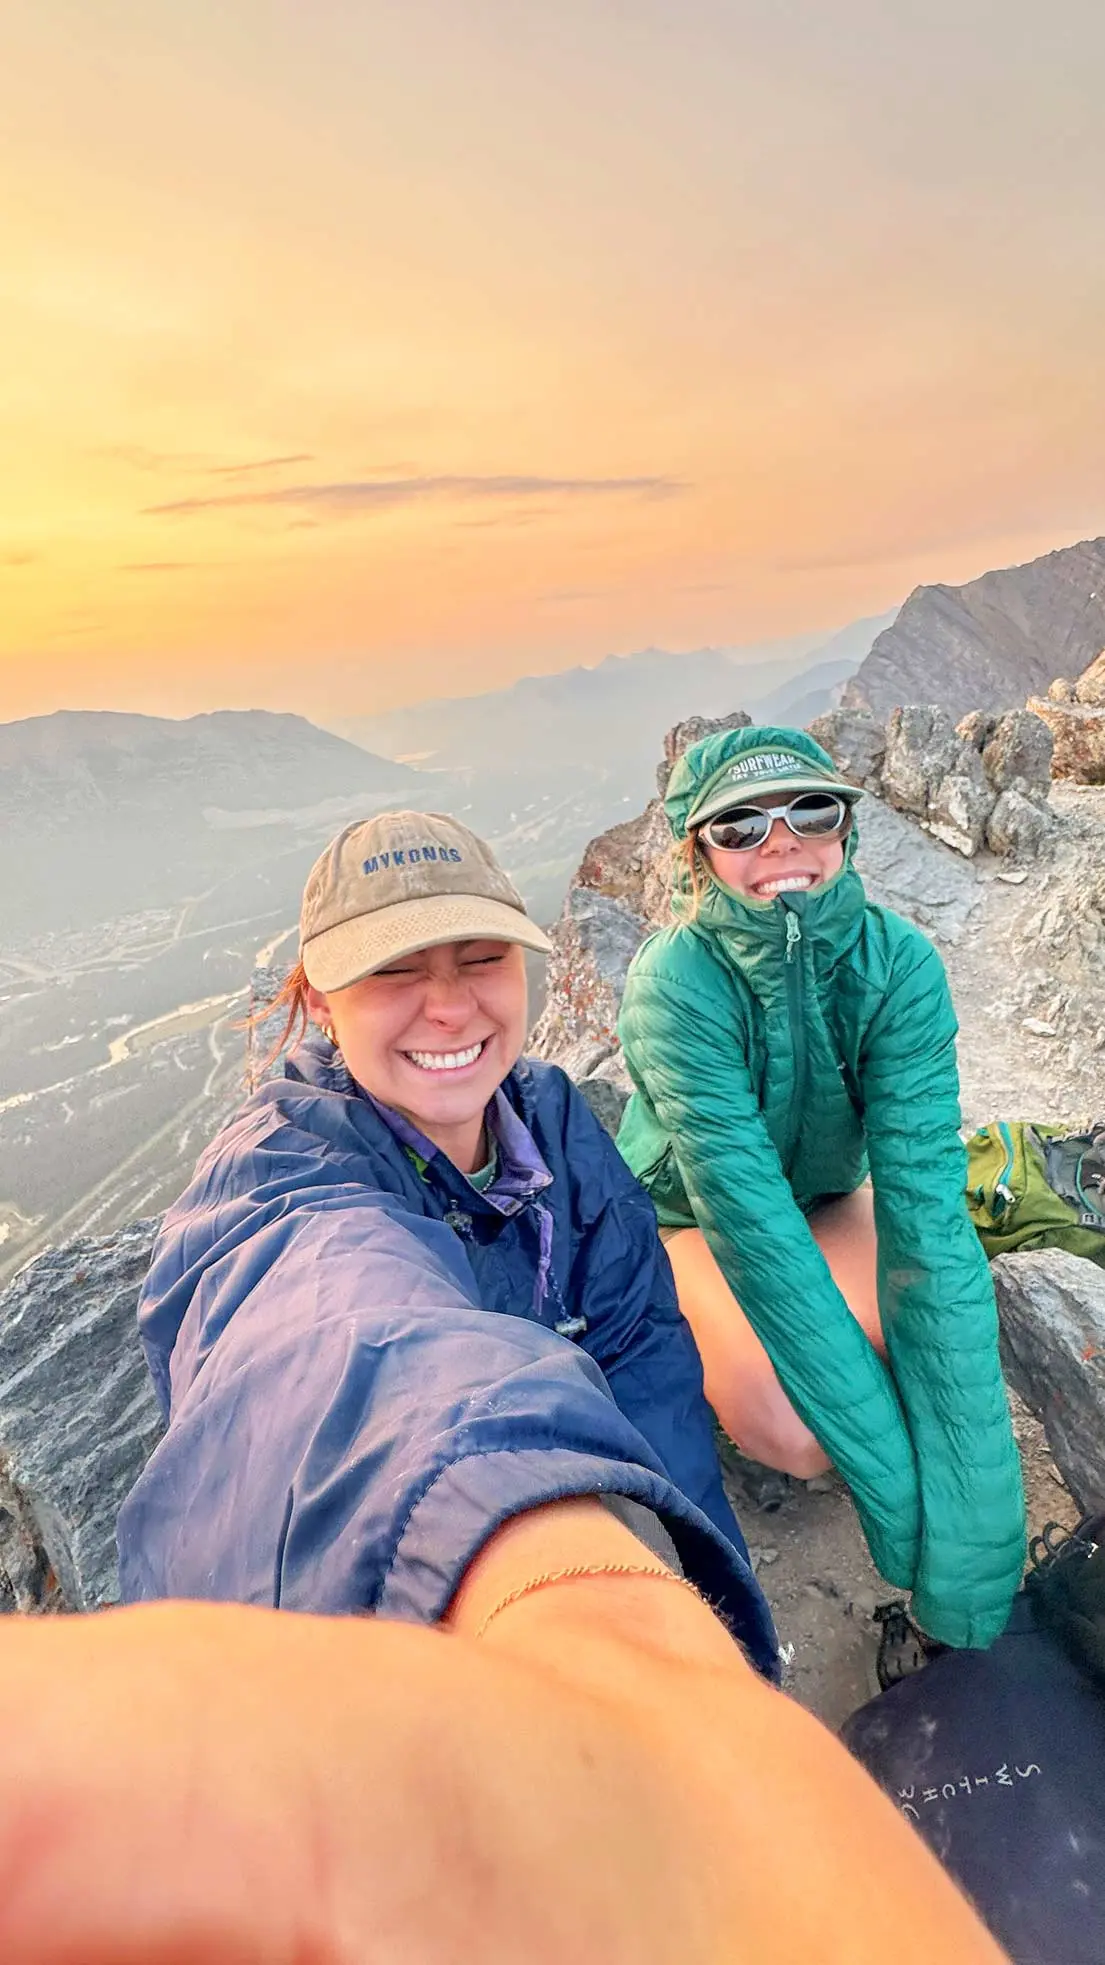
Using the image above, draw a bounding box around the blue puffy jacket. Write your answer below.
[116,1032,778,1677]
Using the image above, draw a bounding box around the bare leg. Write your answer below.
[664,1186,885,1478]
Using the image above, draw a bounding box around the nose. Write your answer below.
[758,813,798,856]
[422,966,476,1027]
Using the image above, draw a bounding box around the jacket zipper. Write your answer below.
[783,908,807,1170]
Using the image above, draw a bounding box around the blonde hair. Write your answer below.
[673,833,710,919]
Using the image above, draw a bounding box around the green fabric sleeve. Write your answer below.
[619,959,921,1589]
[858,932,1025,1646]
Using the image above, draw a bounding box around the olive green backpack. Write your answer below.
[966,1120,1105,1266]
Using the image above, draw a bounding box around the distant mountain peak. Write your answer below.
[845,535,1105,721]
[0,705,418,822]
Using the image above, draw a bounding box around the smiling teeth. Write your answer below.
[407,1043,485,1072]
[758,875,815,895]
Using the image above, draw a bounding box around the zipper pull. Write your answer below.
[785,912,801,963]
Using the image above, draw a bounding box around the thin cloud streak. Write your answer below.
[145,473,683,519]
[104,445,313,478]
[119,561,204,572]
[205,453,313,477]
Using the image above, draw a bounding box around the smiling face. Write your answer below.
[306,939,529,1173]
[698,793,847,902]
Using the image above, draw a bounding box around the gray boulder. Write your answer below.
[0,1218,163,1612]
[925,752,993,857]
[981,709,1054,801]
[805,707,887,791]
[985,788,1055,859]
[878,703,1045,857]
[551,1037,617,1084]
[881,706,961,819]
[993,1249,1105,1512]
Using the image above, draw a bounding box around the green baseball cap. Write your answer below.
[687,744,862,831]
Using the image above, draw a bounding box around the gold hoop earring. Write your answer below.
[322,1023,337,1046]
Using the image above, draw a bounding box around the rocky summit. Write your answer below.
[1,697,1104,1727]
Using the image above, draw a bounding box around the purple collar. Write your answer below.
[363,1086,553,1212]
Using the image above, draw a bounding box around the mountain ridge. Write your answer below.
[845,535,1105,722]
[0,707,416,827]
[334,614,896,772]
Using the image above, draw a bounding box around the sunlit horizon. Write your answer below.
[4,1,1104,727]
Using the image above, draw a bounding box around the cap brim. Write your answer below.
[302,892,553,992]
[690,775,863,829]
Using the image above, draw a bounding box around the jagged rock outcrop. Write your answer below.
[994,1250,1105,1511]
[812,702,1055,859]
[1026,649,1105,783]
[527,888,647,1061]
[843,535,1105,723]
[654,710,751,797]
[979,709,1054,799]
[806,707,886,791]
[0,1218,164,1611]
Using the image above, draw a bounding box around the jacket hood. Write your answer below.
[664,723,858,841]
[664,724,864,953]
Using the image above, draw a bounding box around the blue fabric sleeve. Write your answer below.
[117,1122,778,1676]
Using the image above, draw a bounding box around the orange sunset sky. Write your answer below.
[4,0,1105,727]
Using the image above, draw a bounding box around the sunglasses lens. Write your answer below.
[703,807,772,852]
[787,793,848,838]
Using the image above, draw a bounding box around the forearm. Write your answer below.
[445,1493,738,1677]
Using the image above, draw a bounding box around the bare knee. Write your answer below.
[773,1430,832,1481]
[718,1385,832,1481]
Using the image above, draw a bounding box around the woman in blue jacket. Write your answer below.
[116,807,776,1675]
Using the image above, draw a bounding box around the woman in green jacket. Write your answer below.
[617,723,1025,1649]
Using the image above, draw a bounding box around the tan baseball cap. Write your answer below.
[299,811,553,992]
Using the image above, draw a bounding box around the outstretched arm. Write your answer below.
[0,1501,1006,1965]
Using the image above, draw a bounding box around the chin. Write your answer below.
[406,1065,503,1119]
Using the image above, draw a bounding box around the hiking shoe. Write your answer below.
[715,1437,793,1514]
[870,1601,948,1696]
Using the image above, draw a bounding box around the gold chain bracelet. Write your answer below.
[473,1561,705,1640]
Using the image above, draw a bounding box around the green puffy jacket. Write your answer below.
[617,724,1025,1648]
